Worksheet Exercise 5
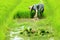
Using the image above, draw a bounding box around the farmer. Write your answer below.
[29,3,44,19]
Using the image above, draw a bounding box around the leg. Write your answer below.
[30,9,36,18]
[37,10,41,19]
[40,8,44,18]
[34,10,37,18]
[37,8,44,19]
[34,10,38,20]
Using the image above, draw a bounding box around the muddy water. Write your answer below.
[6,25,54,40]
[6,26,30,40]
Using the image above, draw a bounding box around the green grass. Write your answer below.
[0,0,21,40]
[0,0,60,40]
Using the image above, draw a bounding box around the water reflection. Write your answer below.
[7,25,54,40]
[10,35,24,40]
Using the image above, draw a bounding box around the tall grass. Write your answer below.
[0,0,21,40]
[13,0,40,18]
[44,0,60,39]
